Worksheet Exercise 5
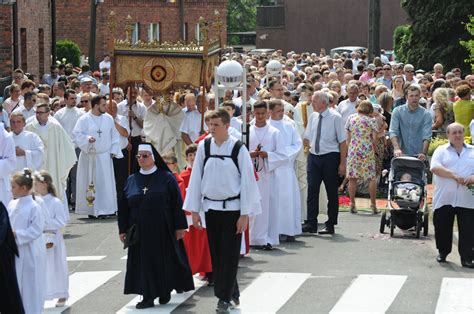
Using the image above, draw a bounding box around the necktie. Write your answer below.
[315,114,323,154]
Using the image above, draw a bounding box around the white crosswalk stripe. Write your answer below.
[116,276,206,313]
[329,274,407,314]
[44,271,121,313]
[233,272,311,313]
[435,278,474,314]
[67,255,107,261]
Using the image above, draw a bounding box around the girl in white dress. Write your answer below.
[34,170,69,307]
[8,168,46,314]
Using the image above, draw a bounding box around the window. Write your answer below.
[183,23,188,42]
[20,28,27,70]
[132,23,140,44]
[195,23,201,44]
[38,29,45,77]
[148,23,160,42]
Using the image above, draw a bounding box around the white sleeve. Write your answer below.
[238,145,262,216]
[73,116,91,152]
[14,204,45,246]
[0,134,16,177]
[24,133,45,171]
[44,198,68,230]
[182,141,205,213]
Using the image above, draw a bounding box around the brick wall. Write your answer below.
[16,0,52,77]
[0,5,13,77]
[56,0,227,69]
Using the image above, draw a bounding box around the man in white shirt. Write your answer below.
[302,91,347,235]
[12,91,36,120]
[183,108,261,313]
[403,64,418,84]
[118,86,147,173]
[336,83,359,125]
[98,54,111,72]
[180,93,206,145]
[430,123,474,268]
[54,89,85,208]
[10,112,44,172]
[76,77,97,105]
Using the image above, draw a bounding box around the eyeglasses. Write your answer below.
[383,68,391,70]
[36,111,48,115]
[405,70,414,73]
[80,100,89,103]
[14,76,23,80]
[136,154,151,159]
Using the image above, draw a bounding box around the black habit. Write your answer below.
[118,168,194,299]
[0,202,25,314]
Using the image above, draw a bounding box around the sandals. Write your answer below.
[350,204,357,214]
[371,205,380,214]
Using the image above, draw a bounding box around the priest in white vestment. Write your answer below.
[25,103,77,210]
[73,95,122,217]
[0,122,16,204]
[248,102,286,248]
[10,112,44,172]
[268,100,303,238]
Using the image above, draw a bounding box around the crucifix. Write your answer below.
[142,187,148,195]
[97,129,102,138]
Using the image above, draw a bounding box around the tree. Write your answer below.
[459,15,474,72]
[400,0,474,73]
[227,0,258,33]
[393,25,411,63]
[56,39,81,67]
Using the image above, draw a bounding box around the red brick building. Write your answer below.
[0,0,52,78]
[55,0,228,69]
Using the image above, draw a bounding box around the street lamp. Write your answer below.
[214,60,249,146]
[266,59,282,87]
[88,0,103,69]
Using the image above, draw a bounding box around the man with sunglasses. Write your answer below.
[376,65,393,90]
[12,91,36,120]
[2,68,25,100]
[403,64,418,84]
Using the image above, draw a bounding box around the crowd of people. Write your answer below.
[0,48,473,313]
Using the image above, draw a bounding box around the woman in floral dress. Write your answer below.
[346,100,379,214]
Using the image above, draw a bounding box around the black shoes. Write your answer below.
[262,243,273,251]
[461,260,474,268]
[285,235,296,242]
[302,222,318,233]
[159,294,171,305]
[230,297,240,309]
[436,254,447,263]
[136,299,154,309]
[318,225,335,235]
[216,299,231,313]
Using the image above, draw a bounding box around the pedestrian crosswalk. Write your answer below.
[43,258,474,314]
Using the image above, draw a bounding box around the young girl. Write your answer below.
[8,168,46,314]
[34,170,69,307]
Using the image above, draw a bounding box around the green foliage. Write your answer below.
[227,0,258,32]
[393,24,411,63]
[400,0,474,73]
[459,15,474,72]
[56,39,81,67]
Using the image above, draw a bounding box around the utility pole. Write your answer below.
[368,0,380,62]
[88,0,98,69]
[51,0,56,64]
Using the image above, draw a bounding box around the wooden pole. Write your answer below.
[127,85,132,175]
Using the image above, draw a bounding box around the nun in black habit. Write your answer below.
[118,143,194,309]
[0,201,25,314]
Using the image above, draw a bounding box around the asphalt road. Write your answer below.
[42,210,474,314]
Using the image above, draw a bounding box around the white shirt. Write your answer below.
[54,106,85,144]
[99,60,111,71]
[183,135,261,216]
[471,120,474,144]
[12,130,45,171]
[98,83,110,96]
[117,100,147,137]
[304,108,347,155]
[230,117,243,133]
[336,99,358,125]
[114,114,130,150]
[13,104,36,120]
[179,109,207,142]
[430,143,474,210]
[233,97,256,109]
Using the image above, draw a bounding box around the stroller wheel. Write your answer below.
[390,218,395,237]
[423,212,429,236]
[380,212,387,233]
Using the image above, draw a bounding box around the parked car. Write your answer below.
[330,46,366,58]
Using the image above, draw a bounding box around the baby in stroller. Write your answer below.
[394,173,422,203]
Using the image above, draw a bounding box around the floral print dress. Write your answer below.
[346,114,378,180]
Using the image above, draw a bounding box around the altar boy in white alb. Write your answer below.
[74,95,122,217]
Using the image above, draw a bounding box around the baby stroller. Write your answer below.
[380,156,429,238]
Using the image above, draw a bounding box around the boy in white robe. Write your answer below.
[249,101,285,249]
[8,169,46,314]
[74,95,122,218]
[10,112,44,172]
[268,100,303,240]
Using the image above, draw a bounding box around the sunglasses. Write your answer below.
[80,100,89,103]
[36,111,48,115]
[136,154,151,159]
[405,70,414,73]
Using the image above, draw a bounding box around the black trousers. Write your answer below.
[66,147,81,206]
[113,148,129,203]
[205,209,241,302]
[306,152,340,226]
[433,205,474,260]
